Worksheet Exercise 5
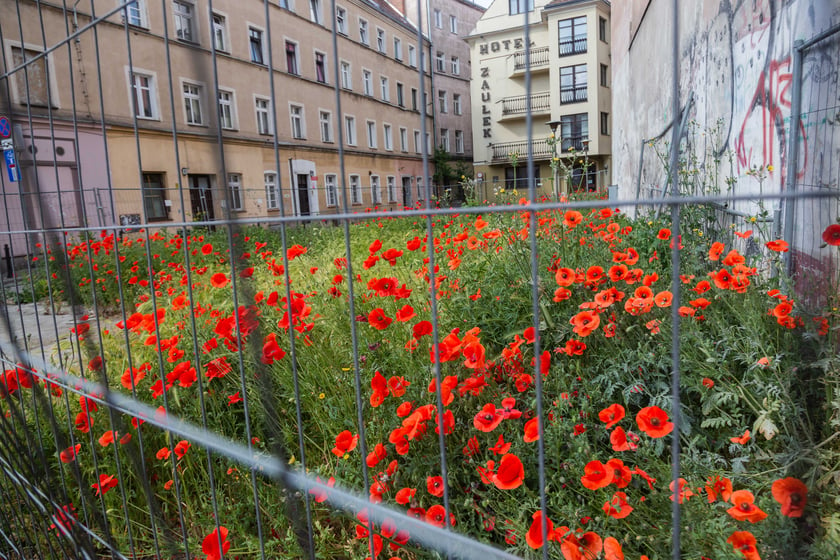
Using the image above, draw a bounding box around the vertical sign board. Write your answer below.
[3,147,18,183]
[0,116,17,183]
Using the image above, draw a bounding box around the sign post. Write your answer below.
[0,116,18,183]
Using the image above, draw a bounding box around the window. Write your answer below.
[394,37,402,61]
[425,132,431,153]
[376,28,386,53]
[319,110,332,142]
[345,115,356,145]
[183,82,203,125]
[212,13,227,51]
[561,113,588,152]
[455,130,464,154]
[286,41,299,75]
[11,46,54,107]
[255,97,271,134]
[366,120,377,148]
[438,90,447,113]
[350,174,362,204]
[310,0,322,24]
[433,9,442,28]
[408,45,416,67]
[435,51,445,72]
[416,177,424,200]
[380,76,389,101]
[290,105,304,139]
[560,64,587,103]
[559,16,587,56]
[173,1,194,41]
[414,130,421,153]
[387,176,396,203]
[130,72,157,118]
[279,0,289,8]
[265,172,279,210]
[399,127,408,152]
[336,6,347,34]
[383,124,393,150]
[599,16,608,42]
[371,175,381,204]
[439,128,449,151]
[396,83,404,107]
[249,27,265,64]
[325,174,338,207]
[600,112,609,135]
[142,173,167,221]
[362,70,373,96]
[125,0,148,28]
[228,173,243,211]
[340,61,352,89]
[450,15,457,34]
[509,0,533,15]
[411,88,418,111]
[450,56,460,75]
[505,165,540,190]
[600,63,608,87]
[453,93,462,115]
[218,90,235,129]
[315,52,327,83]
[359,18,369,45]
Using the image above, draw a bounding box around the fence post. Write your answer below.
[783,39,804,277]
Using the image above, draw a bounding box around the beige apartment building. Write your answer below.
[466,0,611,200]
[0,0,436,253]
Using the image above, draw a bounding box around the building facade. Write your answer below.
[0,0,437,258]
[466,0,612,200]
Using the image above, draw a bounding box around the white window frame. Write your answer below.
[362,69,373,96]
[413,129,421,153]
[349,174,362,205]
[366,120,377,149]
[335,6,347,34]
[126,67,159,120]
[8,42,61,108]
[379,76,389,102]
[438,90,447,114]
[435,51,445,72]
[376,27,386,53]
[289,103,305,139]
[248,25,266,64]
[393,37,402,61]
[396,82,404,107]
[433,9,442,28]
[450,56,460,75]
[181,80,204,125]
[285,39,300,75]
[211,11,228,52]
[265,172,280,210]
[440,128,449,151]
[416,176,424,200]
[359,18,369,45]
[254,95,272,135]
[124,0,149,28]
[314,50,328,83]
[325,174,338,207]
[411,88,418,111]
[455,130,464,154]
[383,123,393,151]
[309,0,322,25]
[453,93,462,115]
[218,88,236,130]
[344,115,357,145]
[228,173,243,211]
[408,45,416,67]
[399,127,408,152]
[172,0,196,42]
[387,176,396,203]
[340,61,352,89]
[370,175,381,205]
[450,14,457,34]
[319,110,333,142]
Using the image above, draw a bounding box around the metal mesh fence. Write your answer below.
[1,2,839,560]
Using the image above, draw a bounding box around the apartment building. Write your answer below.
[0,0,435,257]
[466,0,611,200]
[402,0,485,167]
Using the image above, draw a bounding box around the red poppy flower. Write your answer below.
[382,247,403,265]
[727,530,760,560]
[395,304,416,322]
[309,476,335,503]
[201,243,213,255]
[730,429,751,444]
[332,430,359,457]
[603,491,633,519]
[570,310,600,337]
[368,308,392,330]
[722,249,745,266]
[580,460,611,490]
[286,244,307,260]
[425,504,455,528]
[473,403,504,432]
[205,356,232,379]
[60,444,82,463]
[603,536,624,560]
[669,478,695,503]
[525,510,554,549]
[98,430,116,447]
[523,417,540,442]
[174,440,191,459]
[202,526,231,560]
[491,453,524,490]
[610,426,635,452]
[555,267,575,287]
[606,458,632,488]
[727,490,768,522]
[654,290,673,307]
[427,475,445,497]
[406,236,422,250]
[598,404,625,429]
[636,406,673,438]
[210,273,229,288]
[705,475,733,503]
[823,224,840,245]
[771,477,807,517]
[563,210,583,228]
[657,228,671,240]
[92,473,119,495]
[766,239,789,252]
[75,412,93,433]
[735,229,753,239]
[412,320,433,339]
[709,241,725,261]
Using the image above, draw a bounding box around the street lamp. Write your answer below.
[546,120,561,199]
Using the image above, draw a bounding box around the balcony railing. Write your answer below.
[561,135,589,152]
[560,86,587,104]
[491,139,552,162]
[501,91,551,115]
[513,46,550,70]
[558,37,587,56]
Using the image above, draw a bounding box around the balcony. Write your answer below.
[558,38,587,57]
[490,139,552,162]
[501,91,551,117]
[512,47,550,73]
[560,136,590,153]
[560,86,587,104]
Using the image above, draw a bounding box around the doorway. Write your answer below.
[188,175,215,225]
[401,176,412,207]
[296,174,311,216]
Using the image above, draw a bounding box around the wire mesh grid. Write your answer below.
[0,2,839,560]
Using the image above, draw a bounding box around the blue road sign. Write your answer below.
[4,149,19,182]
[0,116,10,139]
